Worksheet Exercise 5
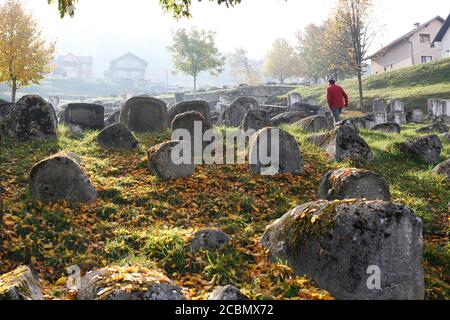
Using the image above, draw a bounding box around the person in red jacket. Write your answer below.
[326,79,348,123]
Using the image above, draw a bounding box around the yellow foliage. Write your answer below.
[0,0,55,101]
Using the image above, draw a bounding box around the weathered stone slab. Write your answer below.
[432,159,450,181]
[240,109,273,131]
[287,92,302,107]
[190,230,231,252]
[168,100,212,126]
[3,95,57,141]
[249,127,304,176]
[29,152,97,203]
[397,135,442,163]
[370,122,401,133]
[318,168,391,201]
[232,96,259,110]
[271,111,306,126]
[148,141,196,180]
[77,266,185,300]
[416,123,449,134]
[171,111,210,163]
[120,96,168,133]
[261,200,424,300]
[373,99,387,113]
[219,98,255,127]
[0,266,44,300]
[296,115,333,133]
[105,111,121,127]
[307,125,373,163]
[97,123,139,150]
[62,103,104,130]
[406,109,424,123]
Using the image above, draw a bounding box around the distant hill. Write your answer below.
[290,57,450,111]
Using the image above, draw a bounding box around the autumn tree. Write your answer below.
[167,28,225,96]
[296,24,328,83]
[0,0,55,103]
[228,47,261,85]
[263,38,297,84]
[48,0,243,18]
[328,0,375,110]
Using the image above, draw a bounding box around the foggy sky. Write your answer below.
[6,0,450,85]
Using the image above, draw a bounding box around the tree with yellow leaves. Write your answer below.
[263,39,297,84]
[228,47,261,86]
[327,0,375,110]
[0,0,55,103]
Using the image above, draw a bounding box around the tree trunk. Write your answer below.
[357,70,364,111]
[11,79,17,103]
[193,75,197,98]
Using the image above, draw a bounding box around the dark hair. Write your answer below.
[328,79,336,84]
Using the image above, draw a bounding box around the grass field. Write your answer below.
[0,123,449,300]
[288,58,450,111]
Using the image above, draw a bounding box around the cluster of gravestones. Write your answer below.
[1,93,450,300]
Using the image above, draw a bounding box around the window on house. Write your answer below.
[421,56,432,63]
[419,34,431,43]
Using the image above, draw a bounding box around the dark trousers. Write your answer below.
[331,108,342,123]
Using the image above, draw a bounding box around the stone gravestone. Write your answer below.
[271,111,306,126]
[249,127,304,176]
[219,100,252,127]
[427,99,443,116]
[296,115,333,133]
[105,110,121,127]
[190,230,231,252]
[148,140,196,180]
[168,100,212,127]
[370,122,401,134]
[232,96,259,110]
[97,123,139,150]
[287,93,302,107]
[390,99,406,125]
[432,159,450,181]
[0,266,44,300]
[307,125,373,163]
[171,111,210,163]
[77,266,185,300]
[3,95,57,141]
[373,99,388,125]
[397,135,442,163]
[318,168,391,201]
[29,152,97,203]
[240,109,273,131]
[261,200,424,300]
[406,109,424,123]
[442,100,450,121]
[120,96,168,133]
[63,103,104,130]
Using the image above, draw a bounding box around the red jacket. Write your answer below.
[327,84,348,109]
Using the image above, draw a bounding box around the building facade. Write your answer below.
[53,53,93,79]
[105,53,148,81]
[369,16,444,74]
[432,14,450,58]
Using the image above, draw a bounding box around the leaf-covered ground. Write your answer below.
[0,122,449,300]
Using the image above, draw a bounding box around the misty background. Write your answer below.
[2,0,450,90]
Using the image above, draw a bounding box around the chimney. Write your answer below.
[414,22,420,29]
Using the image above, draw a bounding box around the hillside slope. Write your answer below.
[291,57,450,111]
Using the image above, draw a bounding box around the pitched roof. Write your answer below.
[57,53,93,64]
[111,52,148,67]
[368,16,445,59]
[432,14,450,44]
